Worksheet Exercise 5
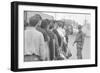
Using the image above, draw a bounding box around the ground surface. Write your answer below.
[68,35,90,59]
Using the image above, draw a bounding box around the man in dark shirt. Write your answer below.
[73,25,85,59]
[40,19,55,60]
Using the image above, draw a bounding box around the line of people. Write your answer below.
[24,14,84,61]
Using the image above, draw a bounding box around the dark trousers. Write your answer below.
[49,40,54,60]
[77,48,82,59]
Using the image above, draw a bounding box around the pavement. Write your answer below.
[68,35,91,59]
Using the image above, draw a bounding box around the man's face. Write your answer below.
[53,23,57,29]
[78,28,82,32]
[37,20,42,26]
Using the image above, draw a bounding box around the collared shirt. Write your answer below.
[24,26,45,60]
[45,29,55,60]
[36,27,50,42]
[57,27,66,43]
[75,31,85,48]
[57,27,65,38]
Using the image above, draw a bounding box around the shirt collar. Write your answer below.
[26,26,36,30]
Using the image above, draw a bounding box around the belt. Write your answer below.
[24,54,42,61]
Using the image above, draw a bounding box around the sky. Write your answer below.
[43,12,91,25]
[26,11,91,25]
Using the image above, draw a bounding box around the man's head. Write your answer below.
[41,19,50,29]
[29,14,42,27]
[57,21,64,28]
[54,21,58,29]
[78,25,82,31]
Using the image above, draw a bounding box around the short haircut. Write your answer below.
[78,25,82,29]
[57,20,64,27]
[41,19,50,29]
[29,14,42,27]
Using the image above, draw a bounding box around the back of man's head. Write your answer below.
[29,14,42,27]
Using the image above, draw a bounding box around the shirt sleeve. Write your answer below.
[81,32,85,44]
[75,32,80,42]
[39,33,46,60]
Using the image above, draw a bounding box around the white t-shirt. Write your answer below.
[57,27,67,43]
[24,27,45,60]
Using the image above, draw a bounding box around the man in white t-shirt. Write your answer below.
[24,14,46,61]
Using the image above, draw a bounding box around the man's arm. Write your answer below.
[73,33,79,46]
[39,33,46,61]
[81,32,85,47]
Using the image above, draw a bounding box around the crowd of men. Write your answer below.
[24,14,85,61]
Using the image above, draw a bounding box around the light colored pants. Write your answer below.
[24,55,41,62]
